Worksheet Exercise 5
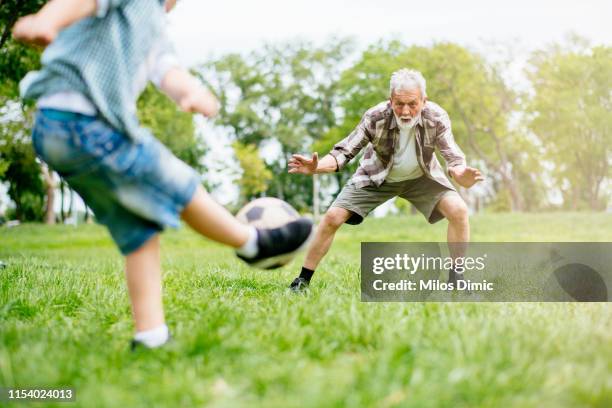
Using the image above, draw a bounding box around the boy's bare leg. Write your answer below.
[125,234,164,332]
[181,186,249,248]
[124,186,255,342]
[181,185,314,268]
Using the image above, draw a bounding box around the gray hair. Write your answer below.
[389,69,427,99]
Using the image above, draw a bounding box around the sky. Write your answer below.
[167,0,612,67]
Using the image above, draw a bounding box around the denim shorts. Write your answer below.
[32,109,200,255]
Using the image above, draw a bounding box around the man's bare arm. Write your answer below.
[314,154,339,174]
[288,153,338,175]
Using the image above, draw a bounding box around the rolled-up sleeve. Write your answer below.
[96,0,128,18]
[329,114,373,171]
[148,32,181,88]
[435,112,465,169]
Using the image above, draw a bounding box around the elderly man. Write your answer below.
[288,68,483,291]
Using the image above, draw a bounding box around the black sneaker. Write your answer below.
[289,277,310,292]
[447,269,464,286]
[237,218,314,270]
[448,269,471,294]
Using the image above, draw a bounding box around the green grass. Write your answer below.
[1,213,611,407]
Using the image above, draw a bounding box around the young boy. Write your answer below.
[13,0,313,350]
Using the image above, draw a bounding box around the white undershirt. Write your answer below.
[386,121,424,182]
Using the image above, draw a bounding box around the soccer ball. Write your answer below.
[236,197,300,228]
[236,197,303,269]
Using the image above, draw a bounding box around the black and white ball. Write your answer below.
[236,197,300,229]
[236,198,303,269]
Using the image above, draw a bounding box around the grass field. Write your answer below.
[1,213,611,407]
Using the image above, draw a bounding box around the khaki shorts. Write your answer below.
[331,176,459,225]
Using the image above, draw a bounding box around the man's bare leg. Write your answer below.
[303,207,352,270]
[289,207,352,290]
[436,193,470,281]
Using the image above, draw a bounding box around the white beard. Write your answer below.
[395,113,421,131]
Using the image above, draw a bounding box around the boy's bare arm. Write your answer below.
[160,68,219,117]
[13,0,97,46]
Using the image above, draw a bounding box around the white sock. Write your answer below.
[134,324,169,348]
[236,226,259,258]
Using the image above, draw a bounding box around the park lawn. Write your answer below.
[1,212,611,407]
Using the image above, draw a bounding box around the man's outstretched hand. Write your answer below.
[449,166,484,188]
[288,152,318,175]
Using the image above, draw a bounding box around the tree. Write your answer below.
[0,0,48,222]
[137,84,207,172]
[0,0,209,222]
[527,38,611,210]
[0,0,45,98]
[0,111,44,221]
[232,141,272,205]
[198,38,353,211]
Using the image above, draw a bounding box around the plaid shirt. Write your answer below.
[329,100,466,190]
[20,0,166,142]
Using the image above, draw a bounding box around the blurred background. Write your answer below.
[0,0,610,225]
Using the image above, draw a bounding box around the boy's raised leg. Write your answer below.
[181,185,314,269]
[181,186,250,247]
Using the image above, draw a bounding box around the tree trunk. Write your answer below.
[0,15,17,50]
[68,188,74,218]
[505,173,524,212]
[589,178,603,211]
[84,206,93,223]
[41,164,56,224]
[60,180,66,222]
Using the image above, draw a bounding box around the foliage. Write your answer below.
[0,0,45,221]
[0,108,44,221]
[527,38,612,210]
[137,84,206,172]
[232,141,272,204]
[0,0,46,99]
[199,39,354,208]
[0,0,208,221]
